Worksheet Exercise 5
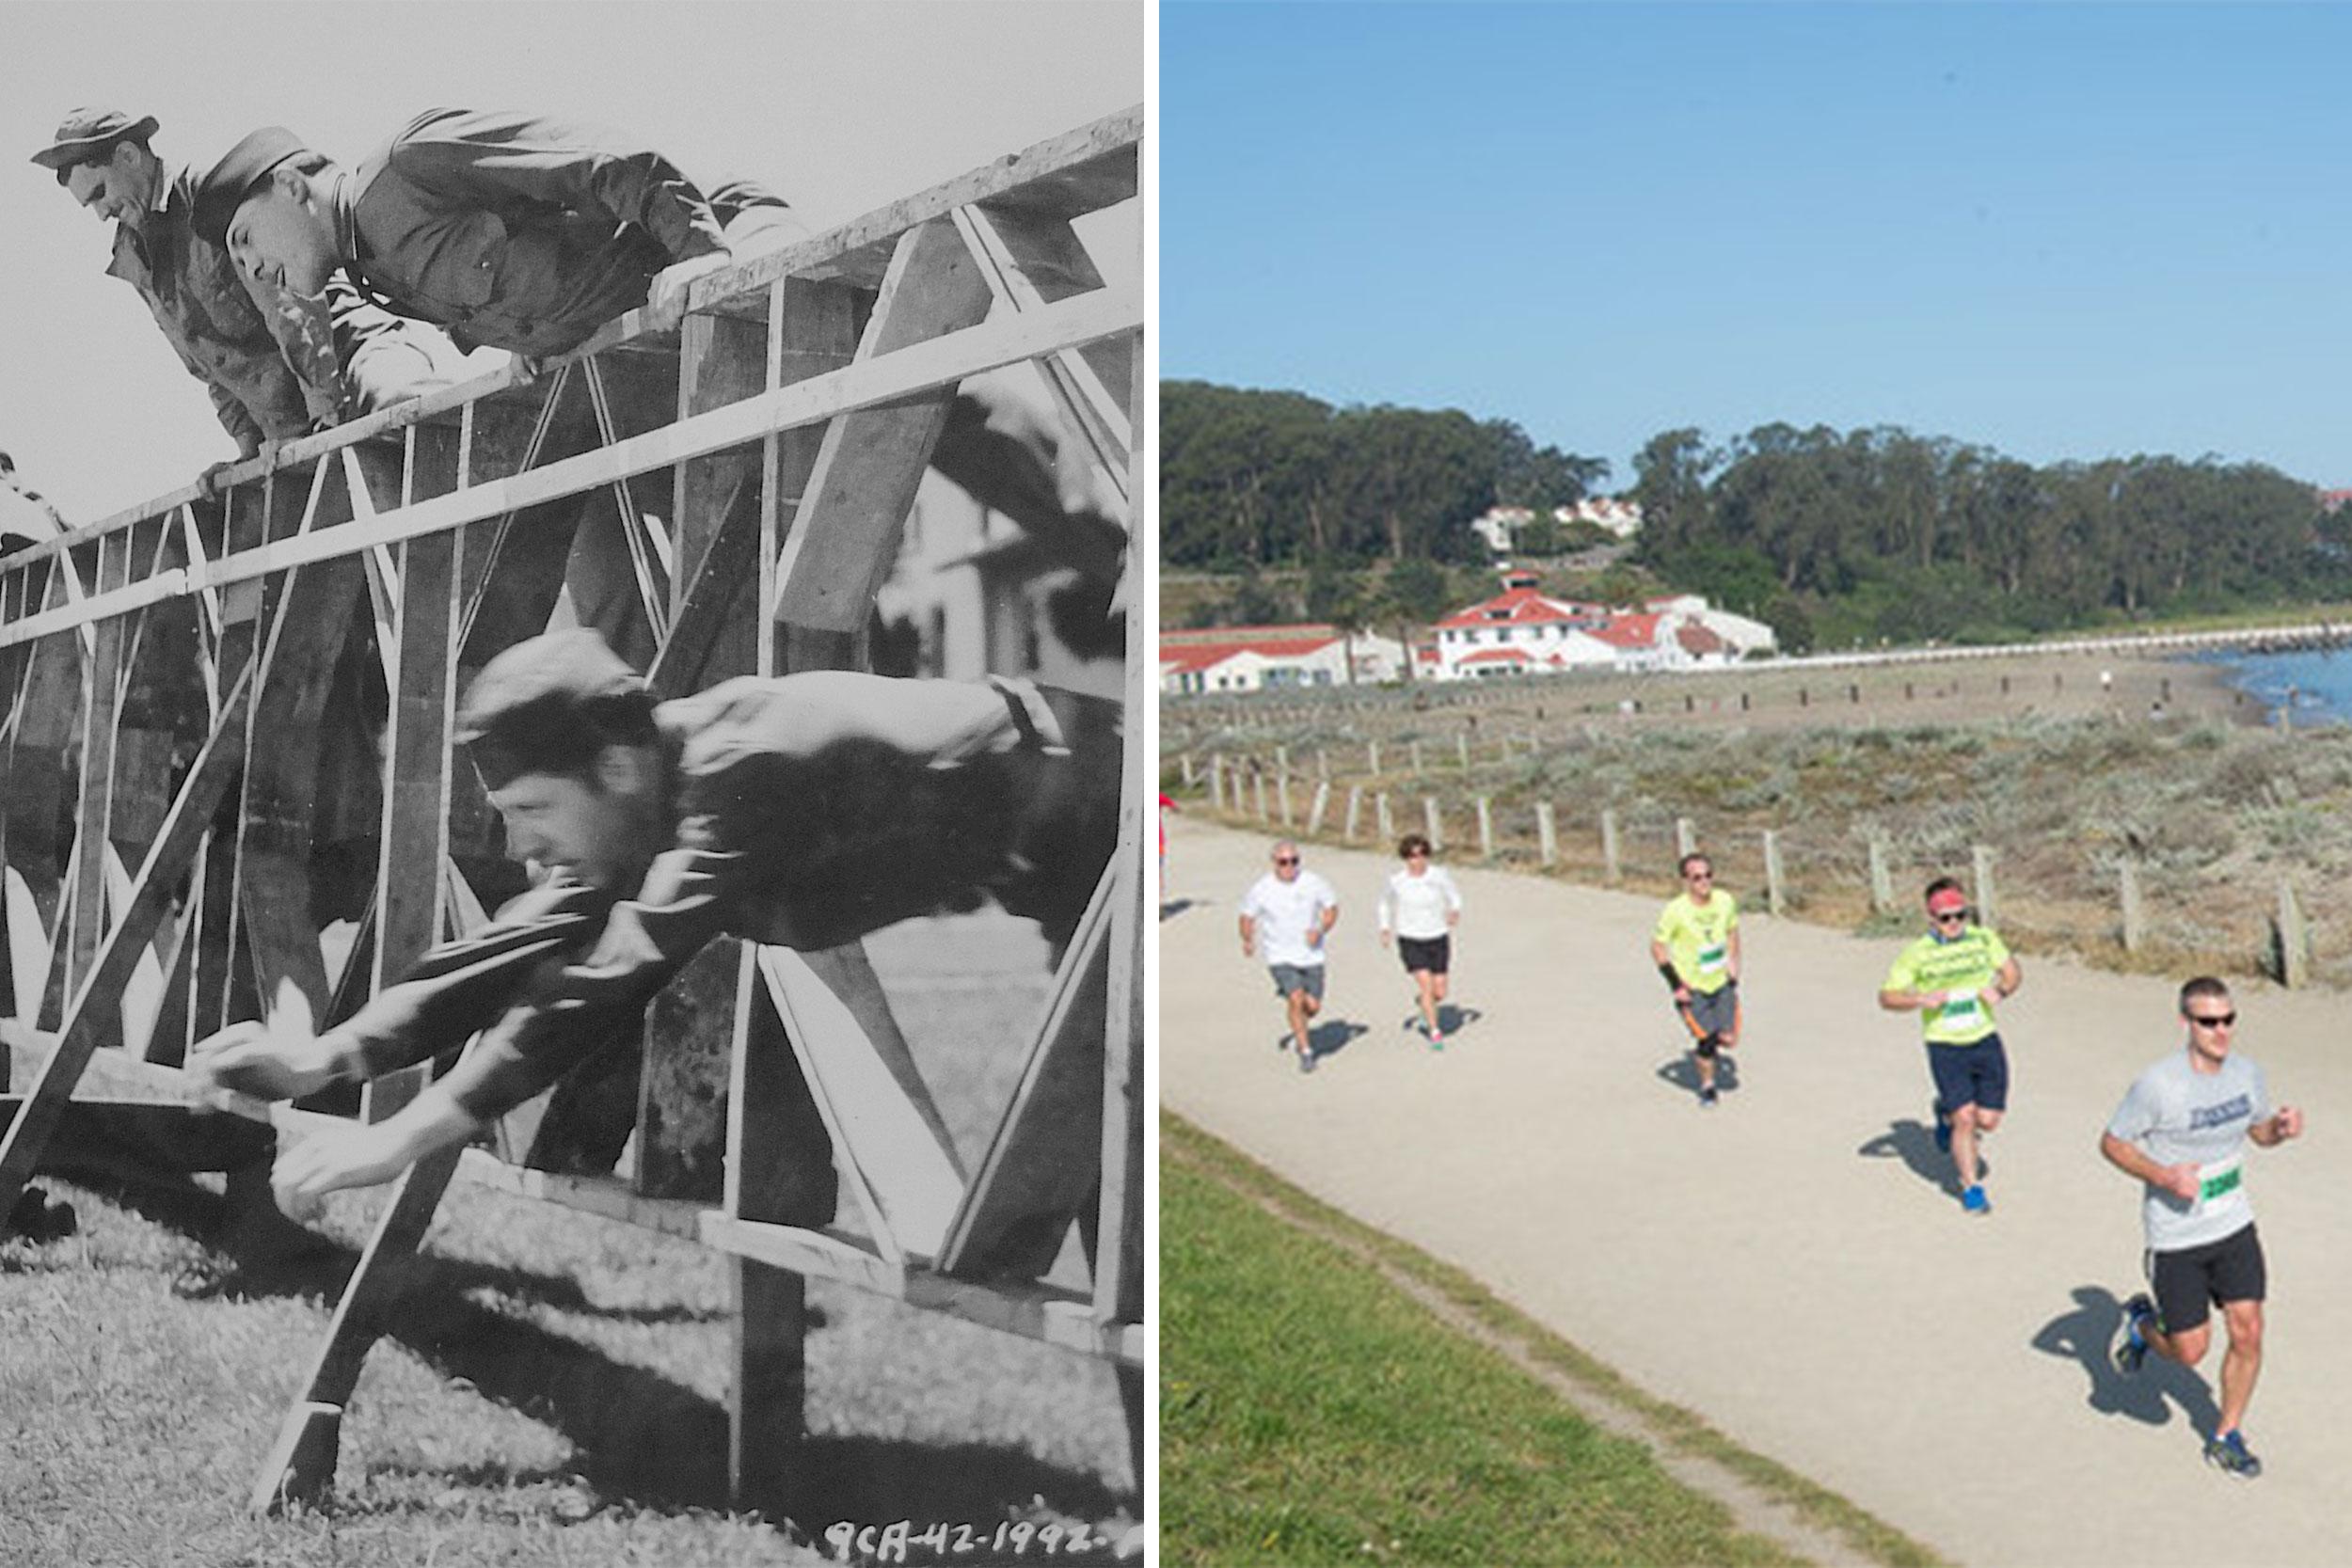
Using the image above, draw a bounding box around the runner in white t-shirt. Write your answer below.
[2103,976,2304,1480]
[1239,840,1340,1073]
[1378,833,1462,1050]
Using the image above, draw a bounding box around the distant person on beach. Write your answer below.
[1377,833,1462,1049]
[1650,851,1740,1107]
[1878,877,2021,1214]
[2104,976,2301,1480]
[1239,840,1339,1074]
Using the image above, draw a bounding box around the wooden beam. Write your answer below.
[0,285,1139,651]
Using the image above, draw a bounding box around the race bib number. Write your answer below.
[1939,993,1981,1023]
[2198,1155,2245,1208]
[1697,942,1728,975]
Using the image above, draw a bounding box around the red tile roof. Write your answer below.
[1432,585,1606,631]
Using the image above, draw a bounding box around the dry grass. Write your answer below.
[0,911,1134,1566]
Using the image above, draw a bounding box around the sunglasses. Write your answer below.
[1273,857,1299,866]
[1685,871,1713,882]
[2186,1012,2237,1029]
[1930,909,1968,924]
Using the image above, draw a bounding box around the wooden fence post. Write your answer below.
[1763,830,1786,917]
[1423,796,1444,852]
[1676,817,1697,859]
[1180,754,1196,787]
[1368,739,1381,775]
[1868,836,1894,914]
[1343,786,1363,844]
[1971,845,1997,928]
[1476,797,1494,860]
[1601,809,1622,885]
[1456,734,1470,771]
[1536,802,1558,867]
[1278,776,1294,829]
[1308,782,1330,836]
[1208,755,1224,811]
[1376,792,1395,845]
[2277,881,2310,988]
[1409,740,1423,774]
[2119,863,2145,953]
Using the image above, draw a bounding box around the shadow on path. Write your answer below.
[1302,1019,1372,1066]
[1856,1117,1992,1197]
[1159,897,1202,923]
[1653,1053,1741,1101]
[2031,1283,2219,1439]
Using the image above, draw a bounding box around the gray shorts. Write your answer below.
[1268,963,1327,1001]
[1677,981,1739,1041]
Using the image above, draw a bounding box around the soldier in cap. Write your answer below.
[190,112,1130,614]
[35,106,462,492]
[188,627,1120,1212]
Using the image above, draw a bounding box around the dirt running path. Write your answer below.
[1160,817,2352,1567]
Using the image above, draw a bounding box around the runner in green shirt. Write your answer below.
[1651,852,1741,1107]
[1879,876,2022,1214]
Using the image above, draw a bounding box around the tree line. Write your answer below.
[1163,379,2340,653]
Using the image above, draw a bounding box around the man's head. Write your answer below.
[1397,833,1432,863]
[1679,851,1715,898]
[1270,841,1303,881]
[457,629,669,889]
[191,127,341,296]
[2179,975,2236,1064]
[34,108,165,230]
[1923,877,1968,936]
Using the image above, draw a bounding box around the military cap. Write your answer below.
[189,126,311,243]
[458,629,660,787]
[30,107,160,171]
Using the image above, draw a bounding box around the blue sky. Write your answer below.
[1163,2,2348,491]
[1,1,1139,522]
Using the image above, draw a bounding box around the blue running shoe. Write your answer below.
[1699,1086,1719,1108]
[2204,1429,2262,1479]
[1932,1103,1951,1153]
[1961,1183,1990,1214]
[2112,1292,2154,1375]
[1298,1049,1316,1075]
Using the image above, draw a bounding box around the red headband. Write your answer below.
[1927,891,1967,915]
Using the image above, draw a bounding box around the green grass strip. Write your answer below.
[1162,1114,1947,1568]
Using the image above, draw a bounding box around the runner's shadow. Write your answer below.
[1159,897,1200,922]
[1653,1054,1740,1098]
[1304,1020,1371,1064]
[1855,1117,1979,1196]
[1436,1004,1483,1037]
[2030,1284,2221,1436]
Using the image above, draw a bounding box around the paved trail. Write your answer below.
[1161,818,2352,1567]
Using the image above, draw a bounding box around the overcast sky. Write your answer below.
[1,0,1143,522]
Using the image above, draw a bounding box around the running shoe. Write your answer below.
[1931,1103,1951,1153]
[2203,1429,2262,1480]
[2112,1292,2154,1375]
[1428,1031,1446,1051]
[1699,1086,1719,1108]
[1298,1049,1316,1075]
[1961,1183,1990,1214]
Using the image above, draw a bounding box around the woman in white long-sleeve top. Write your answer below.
[1377,833,1464,1049]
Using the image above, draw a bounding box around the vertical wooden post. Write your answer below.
[1409,740,1423,775]
[1252,769,1268,822]
[2119,863,2145,953]
[1376,793,1394,845]
[1675,816,1697,859]
[1763,830,1786,917]
[1277,777,1295,829]
[1475,797,1494,860]
[1307,782,1330,836]
[1456,734,1470,771]
[1971,845,1998,928]
[1343,786,1363,843]
[1423,797,1444,852]
[1536,802,1558,867]
[1208,755,1225,811]
[1180,754,1196,787]
[1601,809,1622,885]
[1869,837,1894,914]
[1316,748,1328,780]
[2277,881,2310,989]
[1367,739,1381,775]
[1275,745,1290,791]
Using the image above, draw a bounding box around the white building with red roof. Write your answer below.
[1425,572,1771,681]
[1160,623,1406,696]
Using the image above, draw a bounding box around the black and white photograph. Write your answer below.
[0,3,1144,1561]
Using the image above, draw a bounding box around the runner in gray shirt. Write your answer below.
[2101,976,2303,1479]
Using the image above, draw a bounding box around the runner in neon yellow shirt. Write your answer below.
[1879,876,2023,1214]
[1650,852,1740,1107]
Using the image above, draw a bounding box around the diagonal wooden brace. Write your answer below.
[0,660,253,1227]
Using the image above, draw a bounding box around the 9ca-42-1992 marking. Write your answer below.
[825,1518,1104,1560]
